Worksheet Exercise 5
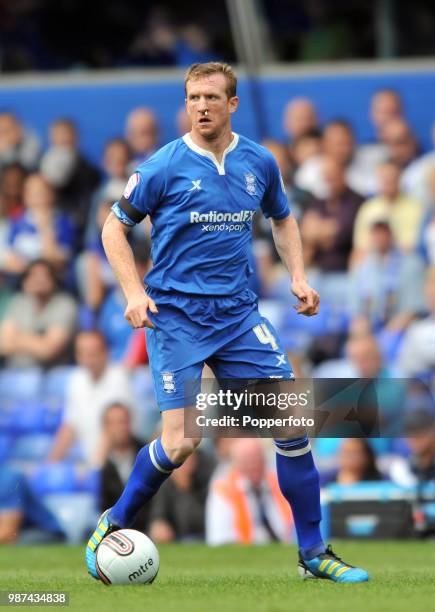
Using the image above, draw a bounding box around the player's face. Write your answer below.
[185,74,238,140]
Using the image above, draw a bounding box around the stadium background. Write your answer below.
[1,0,435,553]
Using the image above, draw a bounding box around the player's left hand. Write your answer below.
[291,278,320,316]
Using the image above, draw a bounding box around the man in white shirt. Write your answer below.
[206,439,292,545]
[48,330,136,468]
[397,267,435,377]
[295,120,383,199]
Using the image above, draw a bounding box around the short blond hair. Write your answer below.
[184,62,237,99]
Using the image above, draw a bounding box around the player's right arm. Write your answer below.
[101,212,157,329]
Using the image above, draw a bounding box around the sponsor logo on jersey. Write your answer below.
[123,173,140,199]
[190,210,255,232]
[190,210,255,223]
[244,172,257,195]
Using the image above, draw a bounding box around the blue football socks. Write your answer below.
[109,438,180,527]
[275,436,325,560]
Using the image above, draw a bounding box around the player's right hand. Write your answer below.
[124,294,158,329]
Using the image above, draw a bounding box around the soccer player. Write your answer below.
[86,62,368,583]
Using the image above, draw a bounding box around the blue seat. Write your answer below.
[0,435,12,461]
[0,368,43,402]
[0,404,15,432]
[81,469,100,495]
[43,366,76,402]
[43,493,99,543]
[9,401,48,434]
[9,434,54,461]
[29,462,82,495]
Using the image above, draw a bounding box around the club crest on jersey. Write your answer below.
[123,173,140,199]
[244,172,257,196]
[161,371,176,393]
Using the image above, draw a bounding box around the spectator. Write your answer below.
[81,200,117,310]
[283,98,319,142]
[419,166,435,264]
[389,409,435,487]
[290,130,322,170]
[315,333,390,379]
[150,449,214,543]
[176,106,192,136]
[301,156,363,272]
[381,118,419,173]
[0,273,12,325]
[125,108,159,171]
[262,139,313,220]
[2,173,76,276]
[346,334,390,378]
[350,221,426,334]
[295,119,385,198]
[397,267,435,377]
[39,118,100,231]
[0,465,64,544]
[351,89,402,187]
[175,24,216,67]
[206,439,292,545]
[370,89,403,134]
[402,142,435,211]
[0,163,26,220]
[121,10,177,68]
[0,112,40,171]
[99,403,149,532]
[0,259,77,368]
[48,330,136,468]
[323,439,383,485]
[98,239,151,361]
[85,138,130,243]
[353,161,424,258]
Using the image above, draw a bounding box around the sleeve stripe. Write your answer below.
[118,196,146,223]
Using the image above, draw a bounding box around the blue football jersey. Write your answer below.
[112,133,291,295]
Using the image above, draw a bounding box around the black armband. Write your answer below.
[118,196,146,224]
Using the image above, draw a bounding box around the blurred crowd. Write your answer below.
[0,1,224,72]
[2,0,435,72]
[0,87,435,545]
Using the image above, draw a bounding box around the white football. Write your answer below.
[96,529,159,585]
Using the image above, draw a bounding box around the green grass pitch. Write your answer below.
[1,541,435,612]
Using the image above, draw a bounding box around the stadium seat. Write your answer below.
[29,462,82,495]
[0,368,43,402]
[43,493,99,543]
[9,434,54,461]
[43,366,76,401]
[8,401,48,434]
[0,435,12,462]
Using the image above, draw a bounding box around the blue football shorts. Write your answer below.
[145,287,293,410]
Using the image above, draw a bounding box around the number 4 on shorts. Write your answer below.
[252,323,278,350]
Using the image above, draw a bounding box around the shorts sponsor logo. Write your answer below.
[123,173,140,199]
[162,371,176,393]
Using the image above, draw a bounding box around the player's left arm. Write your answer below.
[271,214,320,317]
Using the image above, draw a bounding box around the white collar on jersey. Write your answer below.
[182,132,239,176]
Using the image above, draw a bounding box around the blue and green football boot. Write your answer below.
[85,509,119,580]
[298,545,369,583]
